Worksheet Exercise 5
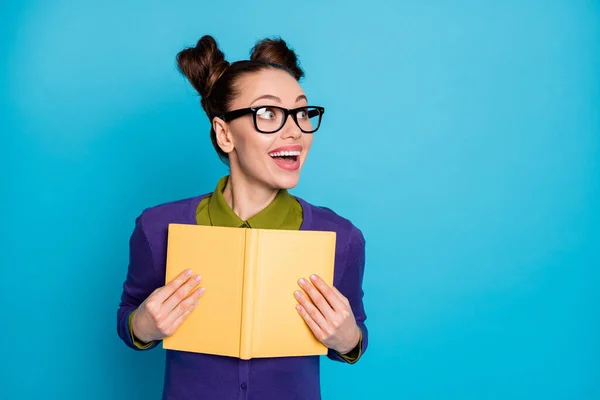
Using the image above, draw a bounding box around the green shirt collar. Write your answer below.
[207,175,296,229]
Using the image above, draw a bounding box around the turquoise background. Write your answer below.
[2,0,599,399]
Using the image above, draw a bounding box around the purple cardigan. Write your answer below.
[116,193,368,400]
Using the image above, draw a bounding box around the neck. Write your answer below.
[222,169,279,222]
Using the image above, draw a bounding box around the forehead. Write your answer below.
[231,68,306,108]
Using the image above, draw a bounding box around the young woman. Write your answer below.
[117,35,368,400]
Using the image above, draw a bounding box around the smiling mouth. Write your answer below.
[269,150,301,163]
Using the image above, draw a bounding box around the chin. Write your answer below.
[272,172,301,190]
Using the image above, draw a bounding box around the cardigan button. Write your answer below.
[241,382,247,390]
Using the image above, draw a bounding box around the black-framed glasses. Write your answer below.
[219,105,325,134]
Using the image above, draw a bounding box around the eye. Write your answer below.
[256,107,277,120]
[296,109,308,119]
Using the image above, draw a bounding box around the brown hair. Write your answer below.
[176,35,304,163]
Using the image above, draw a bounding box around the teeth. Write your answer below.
[270,150,301,157]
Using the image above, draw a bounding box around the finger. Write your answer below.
[309,274,346,311]
[298,277,335,319]
[295,303,326,341]
[163,274,203,312]
[294,289,330,332]
[169,293,203,331]
[166,285,205,324]
[331,285,350,306]
[153,269,194,303]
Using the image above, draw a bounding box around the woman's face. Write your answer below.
[215,68,314,190]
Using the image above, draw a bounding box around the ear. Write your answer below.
[213,117,235,155]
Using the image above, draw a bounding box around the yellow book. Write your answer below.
[162,223,336,359]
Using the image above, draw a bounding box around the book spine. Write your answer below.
[239,229,259,359]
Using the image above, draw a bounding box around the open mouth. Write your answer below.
[269,150,300,164]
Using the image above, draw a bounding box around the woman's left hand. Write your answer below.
[294,274,361,354]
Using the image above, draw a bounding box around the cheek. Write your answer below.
[234,130,274,162]
[303,134,314,154]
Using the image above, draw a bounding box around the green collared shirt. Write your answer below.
[196,175,303,230]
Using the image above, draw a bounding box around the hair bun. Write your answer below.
[176,35,229,99]
[250,37,304,80]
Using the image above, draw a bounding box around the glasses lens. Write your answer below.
[296,107,321,132]
[255,107,285,133]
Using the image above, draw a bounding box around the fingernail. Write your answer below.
[294,290,302,298]
[198,288,205,295]
[194,275,202,282]
[310,274,318,282]
[298,278,306,285]
[185,269,192,276]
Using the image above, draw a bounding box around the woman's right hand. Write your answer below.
[131,269,205,344]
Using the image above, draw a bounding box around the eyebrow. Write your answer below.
[250,94,308,105]
[296,94,308,103]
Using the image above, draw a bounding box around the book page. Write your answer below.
[250,229,336,358]
[163,224,245,358]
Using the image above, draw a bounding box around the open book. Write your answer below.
[162,223,336,359]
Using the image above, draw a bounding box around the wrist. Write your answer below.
[131,310,152,344]
[338,325,361,354]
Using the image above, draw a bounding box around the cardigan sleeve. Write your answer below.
[116,214,162,351]
[327,226,368,364]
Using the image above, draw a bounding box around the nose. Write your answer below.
[280,114,302,139]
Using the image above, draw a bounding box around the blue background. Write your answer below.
[2,0,599,399]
